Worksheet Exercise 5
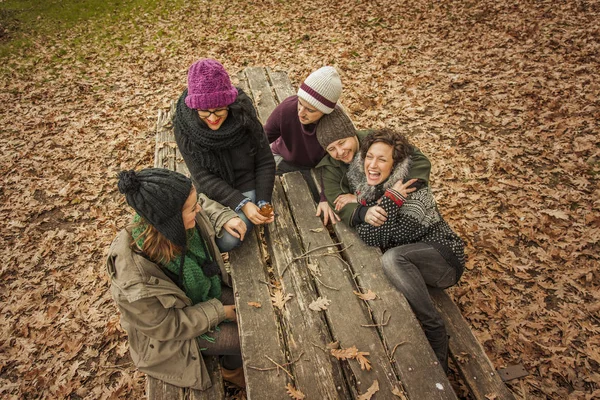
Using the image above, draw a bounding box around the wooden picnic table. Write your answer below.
[151,67,516,400]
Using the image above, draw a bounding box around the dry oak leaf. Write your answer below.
[309,227,324,232]
[247,302,262,308]
[356,351,372,371]
[331,345,358,360]
[353,289,377,301]
[271,289,293,310]
[286,383,306,399]
[309,296,331,311]
[357,380,379,400]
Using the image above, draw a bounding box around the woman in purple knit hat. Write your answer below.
[174,59,275,252]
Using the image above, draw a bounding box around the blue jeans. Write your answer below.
[381,242,460,372]
[215,190,255,252]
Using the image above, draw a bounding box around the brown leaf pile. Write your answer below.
[1,0,598,398]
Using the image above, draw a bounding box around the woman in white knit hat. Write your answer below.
[264,66,345,225]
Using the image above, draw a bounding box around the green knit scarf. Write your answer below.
[132,214,221,305]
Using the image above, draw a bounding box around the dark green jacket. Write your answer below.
[316,130,431,226]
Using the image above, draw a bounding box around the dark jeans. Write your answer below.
[381,242,459,372]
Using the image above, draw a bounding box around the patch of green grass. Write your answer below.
[0,0,177,58]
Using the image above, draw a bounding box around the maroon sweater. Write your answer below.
[264,95,327,168]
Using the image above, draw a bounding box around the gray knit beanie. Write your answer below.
[316,107,356,149]
[117,168,192,247]
[298,66,342,114]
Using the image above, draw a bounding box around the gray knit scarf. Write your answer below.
[174,89,250,185]
[347,153,412,203]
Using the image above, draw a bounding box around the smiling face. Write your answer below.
[297,97,324,125]
[326,136,359,164]
[364,142,394,186]
[182,188,201,230]
[198,108,229,130]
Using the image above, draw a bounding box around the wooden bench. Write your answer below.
[152,67,516,400]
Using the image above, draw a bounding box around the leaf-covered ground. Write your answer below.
[1,0,598,398]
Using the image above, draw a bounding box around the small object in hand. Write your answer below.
[259,203,274,217]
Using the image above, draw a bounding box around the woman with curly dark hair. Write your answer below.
[347,129,465,373]
[174,59,275,251]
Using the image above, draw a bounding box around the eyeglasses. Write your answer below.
[197,108,229,118]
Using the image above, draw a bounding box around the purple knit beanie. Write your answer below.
[185,59,238,110]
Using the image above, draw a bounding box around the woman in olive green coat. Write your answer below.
[106,168,246,389]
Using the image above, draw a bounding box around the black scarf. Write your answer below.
[174,89,249,185]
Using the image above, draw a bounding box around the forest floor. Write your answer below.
[0,0,598,399]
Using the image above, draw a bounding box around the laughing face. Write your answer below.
[326,136,359,164]
[364,142,394,186]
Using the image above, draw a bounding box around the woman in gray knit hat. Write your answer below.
[106,168,246,389]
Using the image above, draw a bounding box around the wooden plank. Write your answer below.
[154,102,177,170]
[266,178,351,399]
[265,68,296,102]
[189,356,226,400]
[229,231,290,399]
[243,67,279,123]
[147,376,184,400]
[310,169,456,398]
[331,221,457,399]
[281,172,401,398]
[430,289,516,400]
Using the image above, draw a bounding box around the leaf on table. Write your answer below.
[309,296,331,311]
[286,383,305,399]
[247,301,262,308]
[307,262,320,276]
[309,227,324,233]
[356,351,372,370]
[392,386,408,399]
[353,289,377,301]
[357,380,379,400]
[271,289,293,310]
[331,345,358,360]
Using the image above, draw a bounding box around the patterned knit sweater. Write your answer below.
[347,155,465,274]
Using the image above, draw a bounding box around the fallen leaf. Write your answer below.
[357,380,379,400]
[271,289,293,310]
[247,302,262,308]
[353,289,377,301]
[309,296,331,311]
[286,383,305,399]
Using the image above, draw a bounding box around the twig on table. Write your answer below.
[258,279,276,288]
[390,341,407,359]
[247,352,304,378]
[310,341,327,353]
[281,243,352,275]
[361,310,391,327]
[315,276,339,291]
[266,355,293,378]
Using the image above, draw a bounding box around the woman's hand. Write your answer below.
[333,193,357,211]
[364,206,387,226]
[392,178,418,198]
[315,201,340,226]
[223,217,247,241]
[224,305,237,322]
[242,202,273,225]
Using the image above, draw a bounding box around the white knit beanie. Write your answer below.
[297,66,342,114]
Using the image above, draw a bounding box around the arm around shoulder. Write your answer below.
[410,146,432,185]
